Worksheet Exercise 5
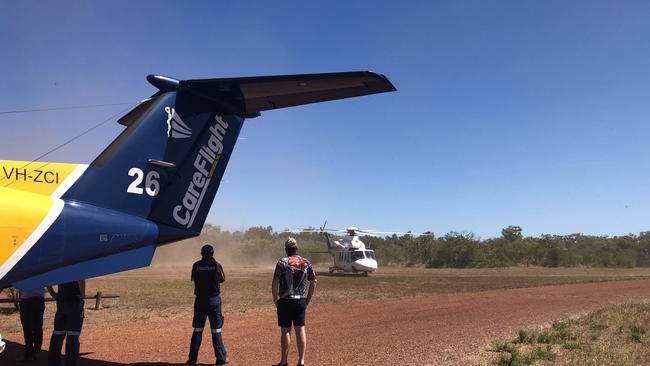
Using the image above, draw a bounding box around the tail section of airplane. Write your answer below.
[0,71,395,290]
[62,78,244,235]
[148,111,244,233]
[63,72,396,236]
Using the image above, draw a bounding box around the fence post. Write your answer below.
[95,292,102,310]
[10,288,19,311]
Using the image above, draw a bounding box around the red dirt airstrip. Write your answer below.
[3,279,650,365]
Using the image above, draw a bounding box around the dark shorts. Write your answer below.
[277,299,307,328]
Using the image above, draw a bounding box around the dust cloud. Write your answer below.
[151,226,284,267]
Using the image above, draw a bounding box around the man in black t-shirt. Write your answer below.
[271,238,317,366]
[186,244,228,365]
[47,280,85,366]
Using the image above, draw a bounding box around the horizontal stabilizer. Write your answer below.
[183,71,396,114]
[133,71,396,117]
[14,245,155,290]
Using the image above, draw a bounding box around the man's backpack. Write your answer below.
[278,256,310,299]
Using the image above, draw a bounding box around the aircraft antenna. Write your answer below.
[0,102,138,186]
[0,101,135,115]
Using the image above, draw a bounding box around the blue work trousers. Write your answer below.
[48,300,84,366]
[19,297,45,358]
[188,295,227,364]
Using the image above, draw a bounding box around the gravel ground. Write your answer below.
[3,278,650,365]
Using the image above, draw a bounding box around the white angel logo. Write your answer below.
[164,106,192,139]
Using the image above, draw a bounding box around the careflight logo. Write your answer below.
[172,114,229,228]
[165,106,193,139]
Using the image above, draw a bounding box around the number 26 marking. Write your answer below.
[127,168,160,196]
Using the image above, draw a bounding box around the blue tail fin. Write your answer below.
[63,77,243,233]
[63,72,396,234]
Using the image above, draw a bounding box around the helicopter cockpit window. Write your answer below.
[351,251,366,261]
[365,251,376,259]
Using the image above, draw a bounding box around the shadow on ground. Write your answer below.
[0,340,200,366]
[314,271,367,277]
[0,308,18,315]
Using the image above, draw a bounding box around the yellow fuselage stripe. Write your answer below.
[0,161,85,281]
[0,187,54,267]
[0,161,80,196]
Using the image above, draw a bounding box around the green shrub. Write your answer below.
[537,330,553,344]
[552,321,575,341]
[629,325,646,343]
[562,342,581,350]
[492,341,517,353]
[495,347,522,366]
[527,346,556,362]
[517,329,534,344]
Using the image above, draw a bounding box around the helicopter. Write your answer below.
[289,222,428,276]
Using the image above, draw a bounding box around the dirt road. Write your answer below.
[3,279,650,365]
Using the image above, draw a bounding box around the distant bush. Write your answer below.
[154,224,650,269]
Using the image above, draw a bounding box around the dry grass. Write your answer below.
[2,265,650,335]
[489,302,650,365]
[86,265,650,312]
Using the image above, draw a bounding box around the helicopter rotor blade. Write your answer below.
[356,232,381,237]
[362,231,434,236]
[283,228,343,233]
[283,226,434,237]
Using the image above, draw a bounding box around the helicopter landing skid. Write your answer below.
[327,267,370,276]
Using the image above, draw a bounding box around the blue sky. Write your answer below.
[2,1,650,238]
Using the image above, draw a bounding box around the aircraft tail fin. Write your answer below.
[63,72,395,235]
[62,85,244,234]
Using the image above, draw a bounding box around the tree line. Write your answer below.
[154,225,650,268]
